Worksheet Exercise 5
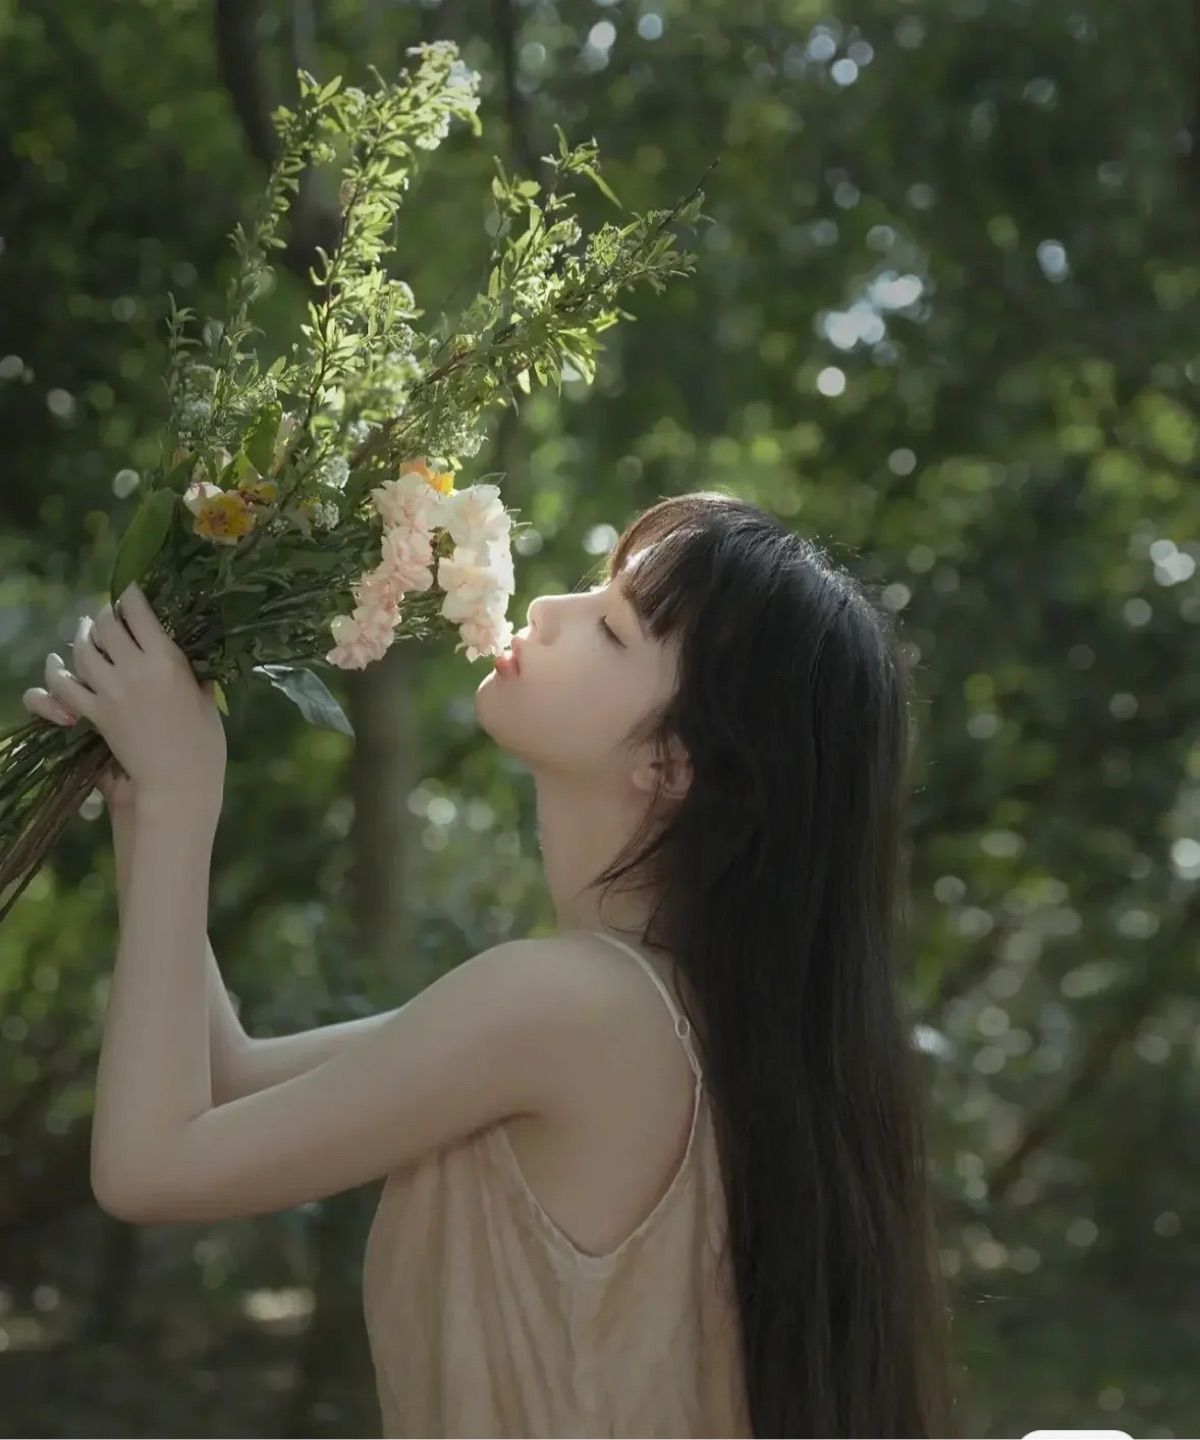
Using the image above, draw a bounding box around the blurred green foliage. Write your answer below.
[2,1,1199,1436]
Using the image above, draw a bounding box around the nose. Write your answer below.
[525,594,551,636]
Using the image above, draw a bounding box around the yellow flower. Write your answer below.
[399,456,455,495]
[192,492,258,546]
[237,477,279,505]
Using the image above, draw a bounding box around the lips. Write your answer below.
[492,636,522,676]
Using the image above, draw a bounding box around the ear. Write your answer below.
[631,737,692,804]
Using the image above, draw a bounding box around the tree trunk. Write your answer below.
[280,641,419,1436]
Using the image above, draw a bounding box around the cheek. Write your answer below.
[529,665,626,753]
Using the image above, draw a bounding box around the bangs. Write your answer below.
[597,491,742,643]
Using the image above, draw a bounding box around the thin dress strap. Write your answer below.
[583,929,703,1082]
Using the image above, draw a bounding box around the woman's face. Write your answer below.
[474,564,680,781]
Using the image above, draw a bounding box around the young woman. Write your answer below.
[25,489,957,1437]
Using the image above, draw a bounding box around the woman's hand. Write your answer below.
[20,684,136,814]
[39,583,227,821]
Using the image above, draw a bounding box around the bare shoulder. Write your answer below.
[426,930,633,1092]
[480,930,653,1062]
[461,930,629,1018]
[505,929,694,1112]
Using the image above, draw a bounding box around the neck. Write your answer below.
[532,769,658,938]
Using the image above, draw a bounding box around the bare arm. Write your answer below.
[109,808,397,1104]
[110,806,249,1104]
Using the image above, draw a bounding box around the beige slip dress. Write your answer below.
[362,928,753,1437]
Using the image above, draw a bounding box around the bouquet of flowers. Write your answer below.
[0,40,712,920]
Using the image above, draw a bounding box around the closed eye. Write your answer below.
[598,616,624,648]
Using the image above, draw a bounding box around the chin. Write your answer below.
[472,674,507,734]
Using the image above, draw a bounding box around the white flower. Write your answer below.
[370,472,444,532]
[454,601,514,661]
[447,59,482,112]
[481,540,514,595]
[416,113,452,150]
[309,499,341,531]
[183,480,222,515]
[178,396,212,430]
[439,484,511,551]
[314,454,350,491]
[438,536,514,599]
[437,547,513,624]
[430,484,517,661]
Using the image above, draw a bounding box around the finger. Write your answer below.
[114,581,166,655]
[22,686,78,727]
[44,652,98,721]
[71,616,115,694]
[92,600,143,666]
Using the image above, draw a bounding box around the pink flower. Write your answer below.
[326,636,378,670]
[370,472,444,532]
[455,608,514,662]
[437,547,512,621]
[355,568,405,614]
[379,526,436,593]
[325,610,395,670]
[439,484,509,550]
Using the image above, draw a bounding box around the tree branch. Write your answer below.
[213,0,343,287]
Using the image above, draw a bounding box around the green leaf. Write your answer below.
[212,681,229,717]
[581,164,622,209]
[220,588,264,636]
[218,454,241,486]
[243,401,283,475]
[227,451,258,485]
[286,549,345,573]
[110,489,177,606]
[160,453,196,494]
[252,664,354,738]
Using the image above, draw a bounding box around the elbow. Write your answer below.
[91,1161,156,1225]
[92,1178,143,1224]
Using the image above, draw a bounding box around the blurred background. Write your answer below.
[2,1,1199,1436]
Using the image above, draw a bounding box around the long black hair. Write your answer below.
[586,490,958,1437]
